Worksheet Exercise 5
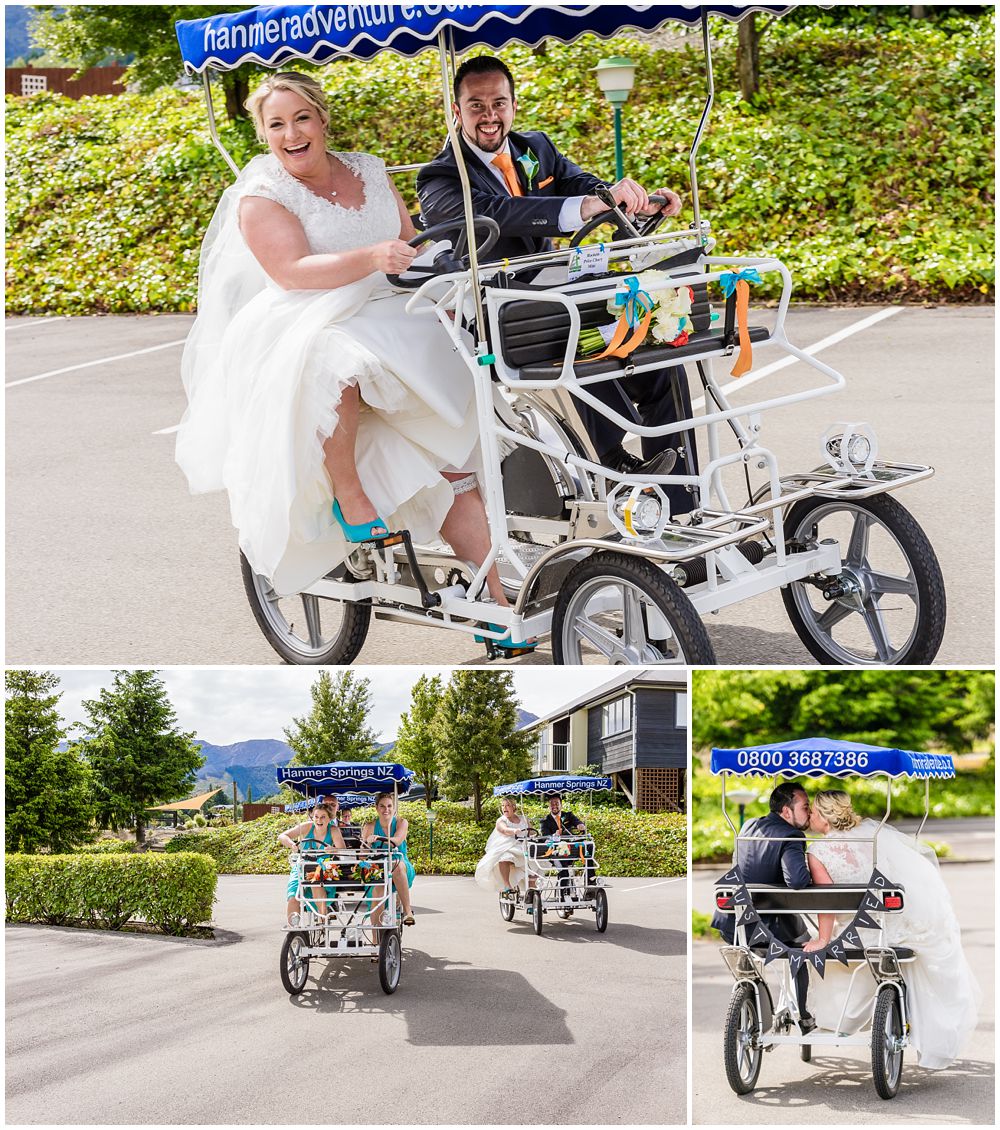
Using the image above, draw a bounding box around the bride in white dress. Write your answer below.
[475,796,532,892]
[803,789,978,1070]
[176,72,520,626]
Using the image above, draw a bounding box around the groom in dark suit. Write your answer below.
[416,55,697,496]
[711,781,817,1032]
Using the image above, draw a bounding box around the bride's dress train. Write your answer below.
[176,151,479,596]
[807,819,977,1069]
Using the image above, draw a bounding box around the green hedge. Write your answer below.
[4,12,993,314]
[166,799,686,877]
[5,851,216,936]
[73,839,135,854]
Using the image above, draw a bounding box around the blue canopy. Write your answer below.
[277,761,415,795]
[495,774,613,796]
[177,4,793,73]
[710,737,955,780]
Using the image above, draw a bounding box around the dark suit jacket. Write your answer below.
[712,812,812,947]
[539,810,586,837]
[416,129,603,263]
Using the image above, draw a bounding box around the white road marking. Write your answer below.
[617,877,685,892]
[690,305,903,410]
[154,423,181,436]
[5,338,188,389]
[5,316,69,332]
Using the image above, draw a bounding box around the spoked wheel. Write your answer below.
[594,888,609,933]
[780,494,946,664]
[378,929,402,995]
[240,551,371,664]
[499,894,516,922]
[552,552,716,664]
[530,890,544,936]
[280,931,310,995]
[723,982,763,1095]
[871,985,904,1099]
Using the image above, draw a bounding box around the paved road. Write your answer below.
[691,858,995,1124]
[5,307,993,665]
[6,874,685,1125]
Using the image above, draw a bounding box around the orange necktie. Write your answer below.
[491,152,524,197]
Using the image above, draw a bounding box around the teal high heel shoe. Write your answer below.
[474,623,539,653]
[332,499,389,544]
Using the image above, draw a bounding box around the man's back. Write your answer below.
[735,812,810,889]
[712,811,811,946]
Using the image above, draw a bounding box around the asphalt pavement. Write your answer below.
[4,306,994,666]
[690,825,995,1125]
[5,873,685,1125]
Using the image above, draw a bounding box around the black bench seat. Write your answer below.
[496,274,770,381]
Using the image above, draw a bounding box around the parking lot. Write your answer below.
[5,306,994,665]
[5,873,685,1125]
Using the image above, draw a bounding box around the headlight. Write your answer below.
[608,484,670,541]
[821,423,878,475]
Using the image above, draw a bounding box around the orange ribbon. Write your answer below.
[590,306,653,360]
[730,278,753,378]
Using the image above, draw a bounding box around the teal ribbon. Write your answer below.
[614,275,654,328]
[718,268,762,297]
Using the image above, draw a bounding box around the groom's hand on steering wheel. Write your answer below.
[581,179,682,221]
[370,239,420,275]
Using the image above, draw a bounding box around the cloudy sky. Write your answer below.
[30,667,621,746]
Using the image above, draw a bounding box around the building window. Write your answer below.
[21,74,48,95]
[601,694,632,737]
[675,692,688,728]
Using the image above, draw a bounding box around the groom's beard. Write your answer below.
[461,121,510,153]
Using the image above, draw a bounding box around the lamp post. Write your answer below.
[594,56,637,181]
[727,787,758,829]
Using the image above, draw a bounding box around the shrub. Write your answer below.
[4,12,993,313]
[5,852,216,935]
[165,800,686,877]
[192,813,207,827]
[74,839,134,854]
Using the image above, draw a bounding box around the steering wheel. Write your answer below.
[567,194,670,249]
[386,217,501,289]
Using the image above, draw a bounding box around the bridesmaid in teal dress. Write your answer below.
[362,793,416,927]
[278,802,345,924]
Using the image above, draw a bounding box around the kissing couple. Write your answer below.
[712,781,977,1070]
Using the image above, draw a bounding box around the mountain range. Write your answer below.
[195,708,538,800]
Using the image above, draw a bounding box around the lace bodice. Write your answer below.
[238,151,401,254]
[807,830,873,883]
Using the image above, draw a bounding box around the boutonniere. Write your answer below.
[516,148,540,189]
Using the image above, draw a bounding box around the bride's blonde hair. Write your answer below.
[245,72,330,142]
[813,789,862,831]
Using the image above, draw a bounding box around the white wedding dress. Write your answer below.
[175,151,480,596]
[807,819,978,1069]
[475,814,530,892]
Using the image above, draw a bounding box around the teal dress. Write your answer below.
[285,821,335,900]
[368,816,416,886]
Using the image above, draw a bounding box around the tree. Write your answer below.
[393,675,444,809]
[438,671,532,821]
[284,671,380,766]
[78,670,203,846]
[691,670,995,753]
[5,670,94,853]
[28,5,255,120]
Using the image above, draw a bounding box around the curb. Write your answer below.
[5,922,242,947]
